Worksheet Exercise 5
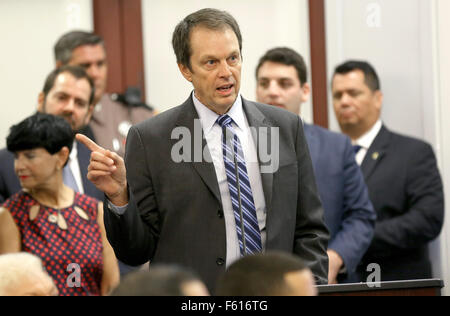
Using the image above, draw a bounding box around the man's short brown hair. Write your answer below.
[172,8,242,71]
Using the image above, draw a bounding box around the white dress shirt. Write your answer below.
[69,141,84,193]
[353,120,383,166]
[192,93,267,267]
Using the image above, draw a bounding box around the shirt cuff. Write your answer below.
[107,200,129,215]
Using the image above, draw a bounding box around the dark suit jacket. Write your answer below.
[304,124,376,277]
[356,125,444,281]
[104,96,330,291]
[0,142,103,203]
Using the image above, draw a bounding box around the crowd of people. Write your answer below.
[0,8,444,296]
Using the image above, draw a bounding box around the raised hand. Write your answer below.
[76,134,129,206]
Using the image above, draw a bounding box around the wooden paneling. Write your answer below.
[309,0,329,128]
[93,0,145,99]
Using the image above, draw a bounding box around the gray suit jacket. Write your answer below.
[104,96,329,291]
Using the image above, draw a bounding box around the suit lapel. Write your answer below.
[175,96,222,204]
[361,125,390,181]
[174,96,275,209]
[242,99,274,212]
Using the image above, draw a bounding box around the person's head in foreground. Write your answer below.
[111,265,210,296]
[215,251,318,296]
[0,252,58,296]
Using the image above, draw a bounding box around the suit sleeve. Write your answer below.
[369,143,444,255]
[293,117,330,284]
[328,138,376,273]
[104,126,160,266]
[0,150,20,204]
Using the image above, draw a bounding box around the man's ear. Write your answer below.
[178,63,193,83]
[55,60,63,68]
[37,92,45,112]
[374,90,383,112]
[300,83,311,103]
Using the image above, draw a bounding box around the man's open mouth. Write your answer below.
[217,84,234,92]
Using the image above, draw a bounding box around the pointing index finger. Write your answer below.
[76,133,104,153]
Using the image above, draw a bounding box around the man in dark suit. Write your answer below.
[332,60,444,281]
[77,8,329,292]
[255,47,376,284]
[0,66,103,203]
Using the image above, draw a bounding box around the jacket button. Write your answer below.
[217,209,224,218]
[216,258,225,266]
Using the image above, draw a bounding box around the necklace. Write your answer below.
[29,203,90,230]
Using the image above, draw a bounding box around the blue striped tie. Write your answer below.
[217,115,262,256]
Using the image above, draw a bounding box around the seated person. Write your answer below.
[215,251,317,296]
[111,264,209,296]
[0,113,119,296]
[0,252,58,296]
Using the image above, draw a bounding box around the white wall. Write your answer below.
[141,0,313,122]
[431,0,450,296]
[0,0,93,148]
[326,0,450,294]
[326,0,430,139]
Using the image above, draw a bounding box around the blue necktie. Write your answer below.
[217,115,262,256]
[63,164,79,192]
[353,145,362,155]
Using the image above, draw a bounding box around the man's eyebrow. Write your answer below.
[53,91,69,96]
[200,50,240,60]
[258,76,292,81]
[75,97,89,103]
[279,77,294,81]
[200,54,217,60]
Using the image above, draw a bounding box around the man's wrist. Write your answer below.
[106,184,129,206]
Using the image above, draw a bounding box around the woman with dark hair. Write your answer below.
[0,113,119,296]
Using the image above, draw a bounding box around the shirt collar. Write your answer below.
[70,140,78,162]
[192,92,244,135]
[354,120,383,149]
